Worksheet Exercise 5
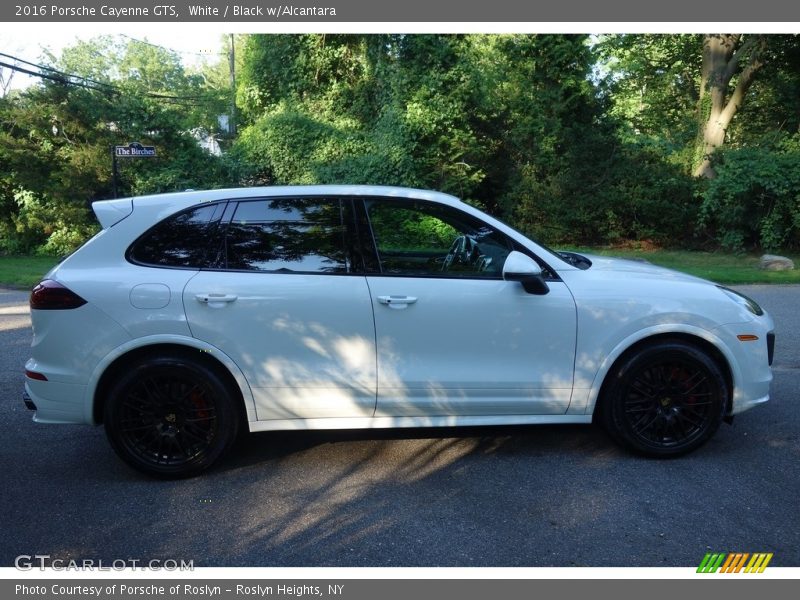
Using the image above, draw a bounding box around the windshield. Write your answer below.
[486,211,592,269]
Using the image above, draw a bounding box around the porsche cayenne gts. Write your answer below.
[23,186,775,477]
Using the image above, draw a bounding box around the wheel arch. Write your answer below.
[87,336,256,426]
[587,330,735,420]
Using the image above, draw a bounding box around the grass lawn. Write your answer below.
[0,256,58,289]
[0,250,798,288]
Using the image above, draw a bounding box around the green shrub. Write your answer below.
[700,136,800,251]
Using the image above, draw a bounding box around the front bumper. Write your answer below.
[767,331,775,366]
[716,322,775,416]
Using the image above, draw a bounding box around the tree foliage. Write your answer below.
[2,33,800,256]
[234,34,702,246]
[0,36,234,255]
[598,33,800,249]
[700,135,800,250]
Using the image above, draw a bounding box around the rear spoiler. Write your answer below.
[92,198,133,229]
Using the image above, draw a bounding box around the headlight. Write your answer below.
[718,286,764,316]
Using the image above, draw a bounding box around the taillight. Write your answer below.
[30,280,87,310]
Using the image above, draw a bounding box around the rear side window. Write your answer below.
[128,203,224,268]
[223,198,350,273]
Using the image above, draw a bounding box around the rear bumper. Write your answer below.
[23,379,88,424]
[22,389,37,411]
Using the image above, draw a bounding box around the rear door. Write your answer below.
[183,196,377,421]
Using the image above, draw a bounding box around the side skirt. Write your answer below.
[248,414,593,433]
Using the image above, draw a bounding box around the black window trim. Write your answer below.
[205,195,365,277]
[125,200,228,270]
[125,193,561,281]
[355,196,561,282]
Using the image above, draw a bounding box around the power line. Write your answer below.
[0,52,223,105]
[0,51,117,93]
[119,34,226,58]
[0,59,114,94]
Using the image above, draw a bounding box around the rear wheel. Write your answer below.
[601,341,728,457]
[104,356,239,478]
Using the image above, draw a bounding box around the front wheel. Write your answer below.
[104,356,240,478]
[601,341,728,457]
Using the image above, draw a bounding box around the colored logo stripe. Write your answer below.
[721,553,748,573]
[745,553,773,573]
[697,553,725,573]
[697,552,773,573]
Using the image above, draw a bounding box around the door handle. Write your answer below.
[377,295,418,310]
[195,293,238,306]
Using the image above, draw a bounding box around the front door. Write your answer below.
[362,198,577,417]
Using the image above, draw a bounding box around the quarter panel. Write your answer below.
[51,264,198,339]
[84,334,258,424]
[28,303,132,385]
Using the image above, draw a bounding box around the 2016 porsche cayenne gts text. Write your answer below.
[24,186,775,477]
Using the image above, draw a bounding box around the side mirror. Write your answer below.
[502,251,549,295]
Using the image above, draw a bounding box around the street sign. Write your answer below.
[114,142,156,157]
[111,142,157,198]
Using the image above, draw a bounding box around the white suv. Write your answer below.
[24,186,775,477]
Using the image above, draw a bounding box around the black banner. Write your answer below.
[3,0,800,22]
[4,579,799,600]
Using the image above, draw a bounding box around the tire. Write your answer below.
[104,355,240,478]
[600,341,728,457]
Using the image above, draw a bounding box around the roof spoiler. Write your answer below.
[92,198,133,229]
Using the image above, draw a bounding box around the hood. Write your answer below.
[579,253,713,285]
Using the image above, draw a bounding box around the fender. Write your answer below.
[83,334,257,424]
[581,324,741,415]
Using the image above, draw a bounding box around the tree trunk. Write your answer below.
[693,34,766,178]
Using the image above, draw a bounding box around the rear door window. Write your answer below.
[222,198,353,274]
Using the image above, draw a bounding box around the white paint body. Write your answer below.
[25,186,774,432]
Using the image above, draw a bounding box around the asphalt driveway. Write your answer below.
[1,285,798,567]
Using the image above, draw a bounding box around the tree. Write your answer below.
[0,36,233,255]
[596,33,800,249]
[234,34,486,194]
[234,34,700,246]
[699,135,800,250]
[694,34,767,178]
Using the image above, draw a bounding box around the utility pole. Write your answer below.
[228,33,236,136]
[111,145,119,199]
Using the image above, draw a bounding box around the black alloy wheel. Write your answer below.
[104,356,239,478]
[602,341,728,457]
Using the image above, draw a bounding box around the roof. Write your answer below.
[139,185,462,206]
[94,185,465,229]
